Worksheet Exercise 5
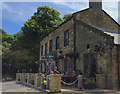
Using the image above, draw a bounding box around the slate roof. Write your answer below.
[94,26,120,44]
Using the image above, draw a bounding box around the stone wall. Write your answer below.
[40,18,75,73]
[75,20,113,71]
[40,18,74,59]
[112,45,120,89]
[74,8,119,32]
[49,74,61,92]
[39,5,119,74]
[75,20,114,88]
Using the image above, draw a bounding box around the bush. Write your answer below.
[84,80,96,89]
[31,78,34,85]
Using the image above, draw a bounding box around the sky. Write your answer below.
[1,0,120,35]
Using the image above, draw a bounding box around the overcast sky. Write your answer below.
[1,0,120,35]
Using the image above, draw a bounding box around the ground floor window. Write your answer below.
[64,60,67,72]
[51,65,54,71]
[69,61,72,72]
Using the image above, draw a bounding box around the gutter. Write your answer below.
[73,14,76,71]
[116,45,120,89]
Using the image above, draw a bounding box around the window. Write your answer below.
[51,65,54,71]
[45,43,47,55]
[56,36,60,50]
[49,39,52,52]
[41,45,43,56]
[69,61,72,72]
[64,30,69,46]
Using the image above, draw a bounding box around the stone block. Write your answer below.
[16,73,18,82]
[96,74,107,88]
[27,73,31,84]
[21,73,25,83]
[78,75,83,89]
[34,73,41,87]
[19,73,22,83]
[49,74,61,92]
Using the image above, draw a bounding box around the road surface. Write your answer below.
[1,81,45,94]
[1,81,120,94]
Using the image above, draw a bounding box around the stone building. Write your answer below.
[39,0,120,89]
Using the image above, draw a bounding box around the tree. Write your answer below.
[21,6,63,60]
[63,14,72,21]
[2,6,66,78]
[32,6,63,32]
[21,6,63,39]
[1,29,14,55]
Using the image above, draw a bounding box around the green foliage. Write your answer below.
[84,80,96,89]
[20,6,63,60]
[32,6,63,31]
[84,80,95,85]
[21,6,63,40]
[63,14,72,21]
[2,6,67,78]
[1,29,14,55]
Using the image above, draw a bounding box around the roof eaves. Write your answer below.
[41,15,74,41]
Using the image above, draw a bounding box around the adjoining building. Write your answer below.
[39,0,120,89]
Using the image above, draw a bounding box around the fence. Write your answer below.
[16,73,107,91]
[16,73,61,92]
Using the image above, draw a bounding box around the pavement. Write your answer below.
[1,81,120,94]
[1,81,45,94]
[61,86,120,94]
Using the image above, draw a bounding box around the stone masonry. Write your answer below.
[39,0,120,90]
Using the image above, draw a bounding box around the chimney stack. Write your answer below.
[89,0,102,11]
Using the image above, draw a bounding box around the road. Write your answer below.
[1,81,120,94]
[61,86,120,94]
[1,81,46,94]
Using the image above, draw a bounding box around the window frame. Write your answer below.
[45,43,47,55]
[56,36,60,50]
[49,39,52,52]
[41,45,43,56]
[64,30,69,47]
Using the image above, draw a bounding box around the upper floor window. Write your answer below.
[41,45,43,56]
[49,39,52,52]
[64,30,69,47]
[45,43,47,55]
[56,36,60,50]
